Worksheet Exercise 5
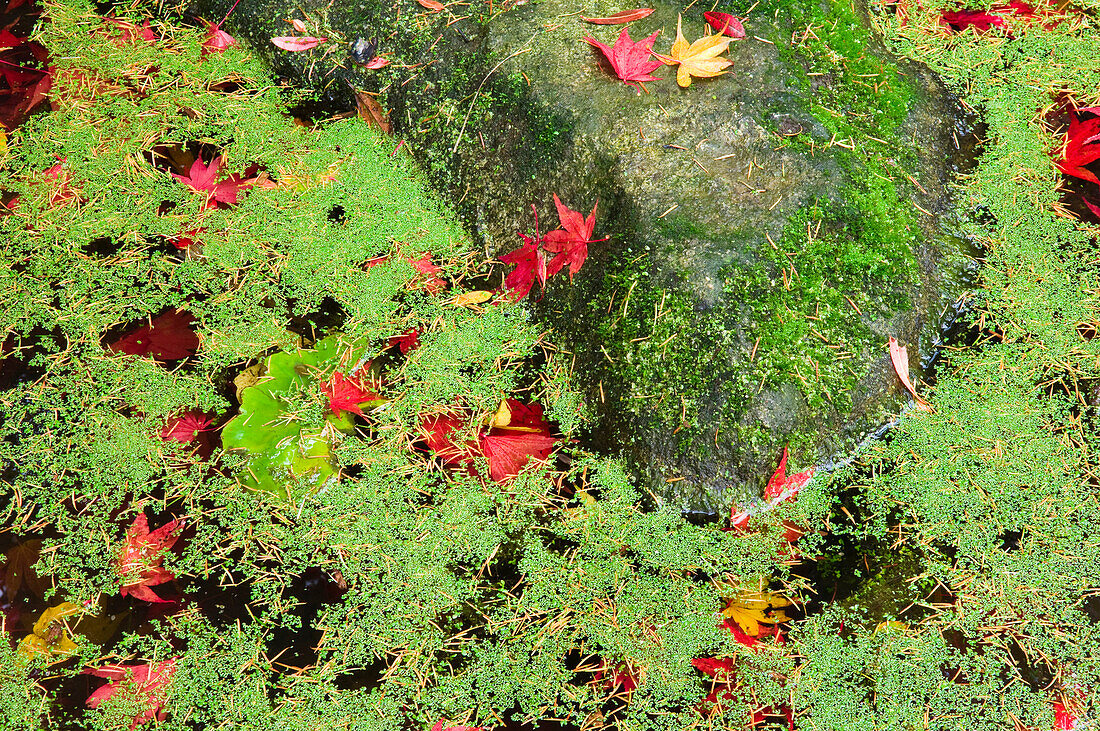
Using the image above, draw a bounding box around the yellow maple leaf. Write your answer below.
[721,590,793,636]
[657,15,732,88]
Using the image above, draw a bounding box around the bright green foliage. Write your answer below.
[0,3,794,730]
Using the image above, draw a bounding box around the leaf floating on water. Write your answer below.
[580,8,655,24]
[888,337,933,412]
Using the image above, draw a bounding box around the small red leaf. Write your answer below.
[108,311,199,361]
[271,35,327,51]
[363,55,391,69]
[324,371,382,416]
[703,11,745,38]
[418,0,445,10]
[290,18,307,32]
[160,411,212,443]
[115,514,182,603]
[581,8,655,24]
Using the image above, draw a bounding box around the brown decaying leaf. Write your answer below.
[3,539,50,598]
[581,8,655,24]
[888,337,933,411]
[355,91,392,134]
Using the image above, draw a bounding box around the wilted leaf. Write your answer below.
[18,602,82,659]
[888,337,933,411]
[703,11,745,38]
[581,8,655,24]
[354,91,392,134]
[3,539,50,598]
[271,35,327,51]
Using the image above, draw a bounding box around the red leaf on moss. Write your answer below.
[703,11,745,38]
[100,17,157,46]
[541,195,602,279]
[116,514,182,604]
[580,8,655,24]
[763,446,814,501]
[479,429,557,483]
[85,659,177,729]
[363,55,390,69]
[324,371,382,416]
[271,35,327,51]
[172,155,256,206]
[1057,107,1100,186]
[691,656,735,677]
[159,411,212,443]
[479,401,558,483]
[201,20,238,53]
[584,28,663,92]
[407,254,447,293]
[500,234,547,301]
[108,311,199,361]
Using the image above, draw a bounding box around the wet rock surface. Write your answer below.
[192,0,971,512]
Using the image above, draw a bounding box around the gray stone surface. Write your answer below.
[193,0,970,512]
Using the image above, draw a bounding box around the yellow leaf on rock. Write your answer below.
[721,590,793,636]
[658,15,732,88]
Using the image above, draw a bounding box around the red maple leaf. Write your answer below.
[500,234,546,301]
[541,195,602,279]
[201,20,238,53]
[108,310,199,361]
[100,17,157,46]
[478,400,558,482]
[1057,107,1100,186]
[115,514,182,604]
[729,447,813,543]
[85,659,177,729]
[940,1,1035,31]
[159,411,211,443]
[407,253,447,294]
[583,28,663,92]
[479,429,558,483]
[323,371,382,416]
[420,411,477,467]
[388,328,421,354]
[172,155,256,206]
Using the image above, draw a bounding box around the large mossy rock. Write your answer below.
[194,0,969,512]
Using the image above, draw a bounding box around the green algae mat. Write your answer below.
[0,0,1099,729]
